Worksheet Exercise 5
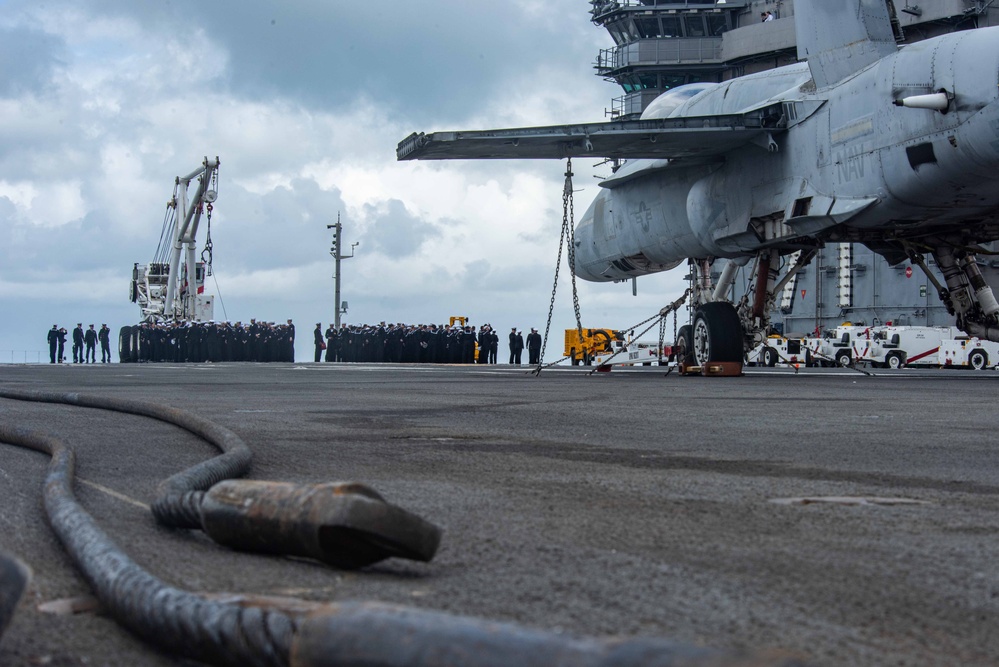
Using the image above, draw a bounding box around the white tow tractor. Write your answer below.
[867,326,962,369]
[940,337,999,370]
[808,324,874,367]
[749,335,812,367]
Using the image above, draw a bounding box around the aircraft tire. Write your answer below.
[969,349,988,370]
[675,324,694,365]
[691,303,743,365]
[886,351,905,369]
[118,326,133,363]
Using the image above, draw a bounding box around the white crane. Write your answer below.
[131,156,220,322]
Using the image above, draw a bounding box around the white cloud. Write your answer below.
[0,0,684,362]
[0,179,86,227]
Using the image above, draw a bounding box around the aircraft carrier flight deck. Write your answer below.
[1,362,997,666]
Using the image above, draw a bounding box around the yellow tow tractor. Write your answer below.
[563,328,623,365]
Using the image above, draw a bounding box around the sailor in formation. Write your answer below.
[47,325,59,364]
[526,328,543,365]
[98,324,111,363]
[122,320,297,363]
[316,322,516,364]
[83,324,98,363]
[72,323,84,363]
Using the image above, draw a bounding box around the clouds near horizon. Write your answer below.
[0,0,687,361]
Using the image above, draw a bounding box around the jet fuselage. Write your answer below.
[573,26,999,282]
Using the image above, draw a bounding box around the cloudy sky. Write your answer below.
[1,0,687,363]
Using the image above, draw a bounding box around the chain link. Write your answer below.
[565,161,584,356]
[201,202,214,276]
[200,168,219,276]
[534,159,577,376]
[658,318,666,365]
[662,308,679,376]
[584,290,688,374]
[533,160,688,376]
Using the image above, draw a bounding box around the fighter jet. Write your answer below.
[397,0,999,366]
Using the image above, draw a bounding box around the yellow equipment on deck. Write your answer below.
[563,328,623,365]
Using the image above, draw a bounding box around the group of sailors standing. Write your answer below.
[120,319,296,363]
[47,317,546,365]
[314,322,544,365]
[46,323,112,364]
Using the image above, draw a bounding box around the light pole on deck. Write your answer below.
[328,213,359,330]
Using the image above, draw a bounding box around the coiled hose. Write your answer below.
[0,551,29,640]
[0,389,810,667]
[0,423,296,667]
[0,389,249,529]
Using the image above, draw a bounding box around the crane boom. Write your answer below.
[130,156,220,323]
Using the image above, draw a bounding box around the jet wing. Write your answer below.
[397,104,784,161]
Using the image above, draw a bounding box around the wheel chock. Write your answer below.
[678,362,701,376]
[701,362,744,377]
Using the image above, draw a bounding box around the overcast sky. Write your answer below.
[1,0,688,363]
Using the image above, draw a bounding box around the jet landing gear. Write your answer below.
[676,302,745,376]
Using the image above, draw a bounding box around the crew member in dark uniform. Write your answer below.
[488,326,499,364]
[84,324,98,363]
[512,330,525,365]
[526,328,542,365]
[72,323,84,363]
[324,324,336,362]
[508,327,518,364]
[47,325,59,363]
[314,323,325,362]
[57,328,67,362]
[98,324,111,363]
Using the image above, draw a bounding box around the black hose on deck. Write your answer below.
[0,389,251,529]
[0,551,30,640]
[0,424,296,667]
[0,390,809,667]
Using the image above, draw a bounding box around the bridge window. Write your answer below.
[684,15,707,37]
[661,16,681,37]
[635,17,660,38]
[707,14,728,36]
[605,19,634,45]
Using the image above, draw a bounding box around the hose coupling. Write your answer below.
[199,481,442,569]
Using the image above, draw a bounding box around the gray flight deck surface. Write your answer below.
[0,363,997,666]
